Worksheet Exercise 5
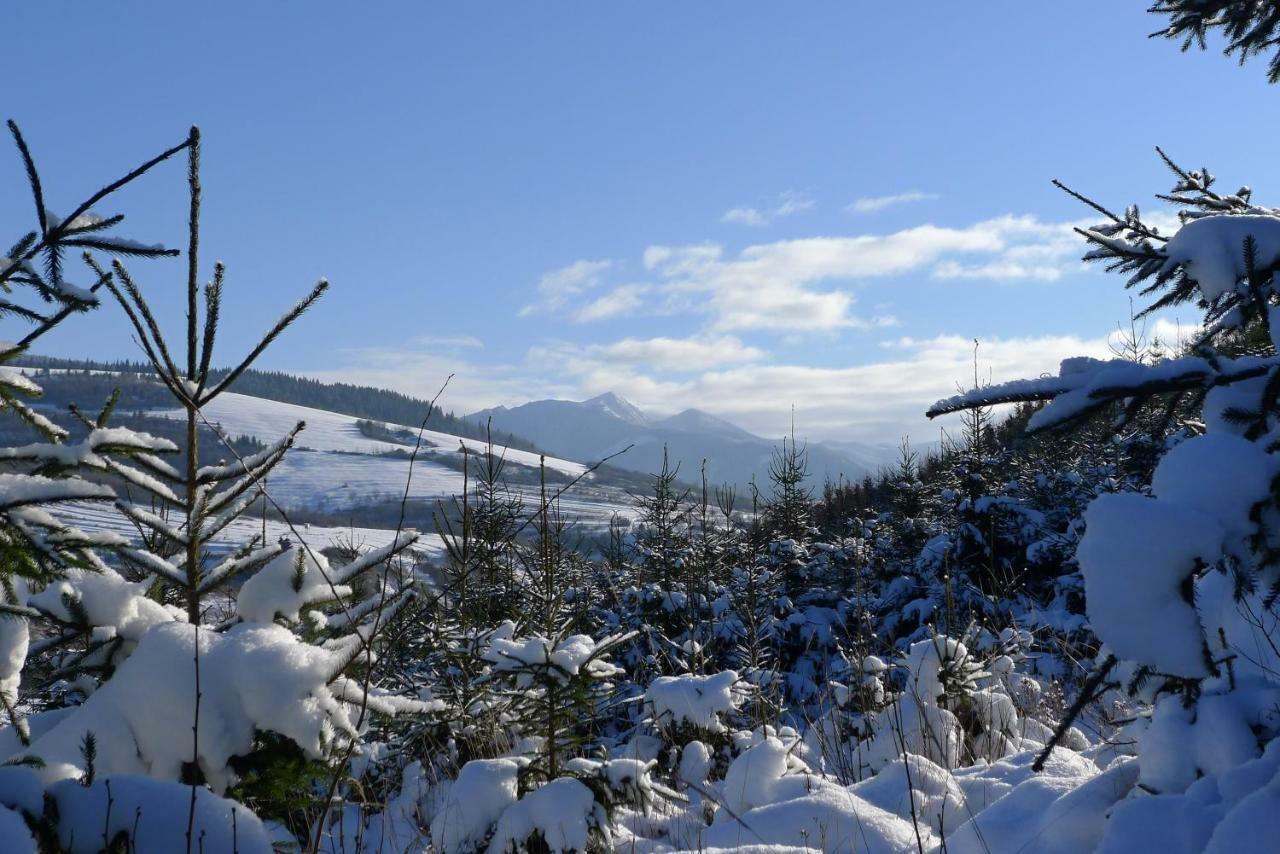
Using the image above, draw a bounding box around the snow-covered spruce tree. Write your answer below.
[434,427,525,631]
[367,460,667,853]
[388,439,534,772]
[456,488,637,852]
[0,127,424,850]
[763,433,812,546]
[0,125,287,851]
[759,435,813,618]
[0,120,185,656]
[0,120,186,625]
[759,435,871,711]
[885,439,929,562]
[631,448,692,586]
[614,450,695,683]
[901,352,1037,644]
[640,667,743,801]
[679,467,734,674]
[855,443,935,643]
[720,482,784,726]
[931,151,1280,844]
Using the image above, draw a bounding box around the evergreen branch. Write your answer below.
[200,490,264,545]
[196,541,287,595]
[60,238,177,259]
[101,458,182,503]
[116,501,189,548]
[0,233,38,287]
[133,452,183,481]
[1032,655,1116,772]
[196,263,223,392]
[329,531,420,586]
[197,426,302,485]
[12,264,113,351]
[110,260,183,384]
[0,301,48,324]
[1051,179,1132,234]
[60,213,125,237]
[0,602,41,620]
[88,258,188,404]
[120,548,188,588]
[7,121,47,237]
[201,279,329,403]
[59,134,192,237]
[187,127,201,383]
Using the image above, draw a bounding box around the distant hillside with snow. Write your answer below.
[143,392,640,530]
[13,363,641,533]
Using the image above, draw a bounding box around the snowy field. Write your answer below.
[151,392,587,475]
[143,392,639,528]
[53,500,446,562]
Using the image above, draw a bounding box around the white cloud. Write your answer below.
[520,258,613,316]
[721,206,766,226]
[309,344,571,417]
[573,284,647,323]
[645,214,1088,332]
[931,218,1087,281]
[407,334,484,351]
[721,190,814,227]
[933,259,1067,281]
[847,190,938,214]
[544,332,1113,442]
[774,191,814,218]
[537,334,766,373]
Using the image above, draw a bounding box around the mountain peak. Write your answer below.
[584,392,648,425]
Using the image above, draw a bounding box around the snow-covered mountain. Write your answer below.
[468,393,901,493]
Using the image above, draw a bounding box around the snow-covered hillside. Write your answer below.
[154,392,586,476]
[143,392,637,528]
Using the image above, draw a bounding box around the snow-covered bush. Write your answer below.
[480,624,632,785]
[641,669,741,790]
[430,757,520,854]
[487,776,608,854]
[644,669,740,738]
[840,627,1060,781]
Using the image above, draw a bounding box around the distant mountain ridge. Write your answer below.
[468,393,901,493]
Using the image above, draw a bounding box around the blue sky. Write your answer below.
[2,3,1273,443]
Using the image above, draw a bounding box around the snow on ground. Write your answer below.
[250,449,633,527]
[151,392,586,476]
[53,501,445,562]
